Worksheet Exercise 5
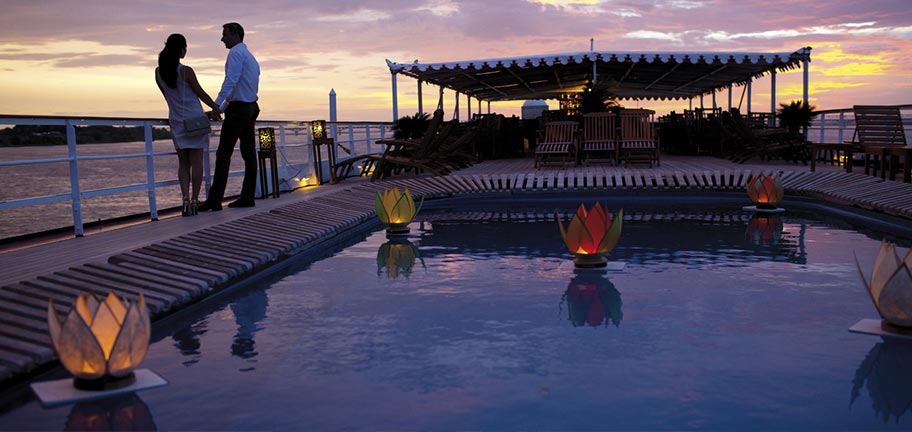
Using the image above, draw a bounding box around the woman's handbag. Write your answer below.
[183,115,211,137]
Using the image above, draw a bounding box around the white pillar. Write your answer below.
[770,70,777,127]
[438,86,444,112]
[329,88,337,140]
[747,80,752,115]
[487,101,491,114]
[712,90,717,110]
[477,99,481,115]
[391,72,398,121]
[802,58,809,105]
[417,80,423,115]
[455,91,460,121]
[466,94,471,121]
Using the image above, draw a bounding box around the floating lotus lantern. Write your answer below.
[377,239,424,279]
[744,173,785,213]
[746,214,783,246]
[557,203,623,268]
[855,242,912,331]
[375,186,422,235]
[48,292,151,390]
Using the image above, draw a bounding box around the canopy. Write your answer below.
[387,47,811,102]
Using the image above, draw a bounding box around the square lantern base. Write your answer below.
[559,261,627,273]
[742,205,786,214]
[849,319,912,342]
[30,368,168,408]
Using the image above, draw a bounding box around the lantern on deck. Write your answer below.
[745,173,785,213]
[48,292,151,390]
[258,127,275,152]
[375,186,422,235]
[311,120,328,145]
[557,203,623,268]
[855,242,912,331]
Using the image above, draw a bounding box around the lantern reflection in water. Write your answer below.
[64,393,156,431]
[377,238,425,279]
[562,272,623,328]
[850,341,912,424]
[746,214,783,246]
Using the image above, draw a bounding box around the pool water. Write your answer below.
[2,199,911,430]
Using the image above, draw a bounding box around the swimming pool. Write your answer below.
[1,195,910,430]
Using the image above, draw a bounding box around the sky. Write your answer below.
[0,0,910,122]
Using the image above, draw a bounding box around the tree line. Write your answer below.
[0,125,173,146]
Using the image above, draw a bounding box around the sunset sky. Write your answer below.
[0,0,909,122]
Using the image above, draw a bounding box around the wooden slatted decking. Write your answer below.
[1,155,912,384]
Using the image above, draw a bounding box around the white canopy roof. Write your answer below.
[387,47,811,101]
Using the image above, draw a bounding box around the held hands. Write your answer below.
[207,108,222,122]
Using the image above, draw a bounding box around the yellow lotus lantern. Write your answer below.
[745,173,785,212]
[48,292,151,390]
[377,239,424,279]
[557,203,623,268]
[855,242,912,330]
[375,186,422,235]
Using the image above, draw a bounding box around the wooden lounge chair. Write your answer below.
[854,105,908,181]
[581,112,618,165]
[370,110,468,180]
[535,121,578,168]
[725,109,807,164]
[618,109,659,167]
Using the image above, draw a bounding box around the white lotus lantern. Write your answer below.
[855,242,912,330]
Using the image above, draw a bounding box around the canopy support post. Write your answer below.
[728,85,733,112]
[770,70,777,127]
[417,80,423,115]
[802,58,809,105]
[391,71,399,122]
[455,91,460,122]
[747,80,752,115]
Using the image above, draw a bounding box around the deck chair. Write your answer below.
[618,109,659,167]
[370,110,467,180]
[535,121,578,168]
[581,112,618,165]
[725,109,807,164]
[853,105,907,180]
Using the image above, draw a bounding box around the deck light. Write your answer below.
[557,203,623,268]
[855,242,912,331]
[375,186,422,235]
[377,239,424,279]
[47,292,150,390]
[311,120,327,144]
[744,173,785,213]
[258,127,276,152]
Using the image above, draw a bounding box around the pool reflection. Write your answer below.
[745,214,783,246]
[851,340,912,423]
[230,288,269,369]
[64,393,155,431]
[377,238,425,279]
[171,320,207,366]
[561,272,622,327]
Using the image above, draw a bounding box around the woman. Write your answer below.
[155,33,221,216]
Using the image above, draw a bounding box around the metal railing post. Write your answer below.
[347,125,354,155]
[278,124,287,190]
[365,125,372,154]
[65,120,84,237]
[144,122,158,220]
[838,112,845,143]
[817,113,825,143]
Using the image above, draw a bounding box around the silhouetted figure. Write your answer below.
[230,288,269,366]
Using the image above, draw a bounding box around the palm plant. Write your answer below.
[579,79,621,114]
[777,100,817,134]
[391,112,431,139]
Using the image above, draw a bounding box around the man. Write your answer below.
[199,22,260,211]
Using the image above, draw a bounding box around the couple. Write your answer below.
[154,22,260,217]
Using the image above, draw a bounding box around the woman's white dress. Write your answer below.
[156,63,209,150]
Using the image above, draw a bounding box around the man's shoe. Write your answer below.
[197,201,222,212]
[227,199,255,208]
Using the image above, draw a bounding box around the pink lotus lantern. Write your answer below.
[557,203,623,268]
[745,173,785,213]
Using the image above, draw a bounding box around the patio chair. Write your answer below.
[853,105,908,180]
[725,109,808,164]
[618,109,659,167]
[581,112,618,165]
[535,121,578,168]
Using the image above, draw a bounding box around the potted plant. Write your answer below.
[391,112,431,139]
[777,100,817,134]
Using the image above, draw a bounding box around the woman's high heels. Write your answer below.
[190,199,199,216]
[181,199,191,217]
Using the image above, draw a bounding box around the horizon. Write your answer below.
[1,0,910,122]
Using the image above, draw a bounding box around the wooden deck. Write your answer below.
[2,154,912,384]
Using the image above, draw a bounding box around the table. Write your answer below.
[809,142,860,174]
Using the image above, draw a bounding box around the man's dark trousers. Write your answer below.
[207,101,260,205]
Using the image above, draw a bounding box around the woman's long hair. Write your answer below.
[158,34,186,89]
